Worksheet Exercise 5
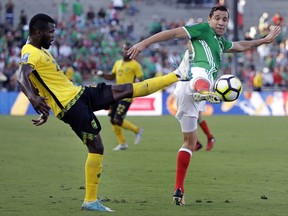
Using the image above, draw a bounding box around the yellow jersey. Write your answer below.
[253,73,263,88]
[112,59,143,84]
[111,59,143,102]
[19,44,82,116]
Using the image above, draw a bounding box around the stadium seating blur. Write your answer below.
[0,0,288,92]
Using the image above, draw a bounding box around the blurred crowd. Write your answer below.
[0,0,288,92]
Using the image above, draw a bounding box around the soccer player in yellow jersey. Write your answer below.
[17,14,192,212]
[99,42,144,151]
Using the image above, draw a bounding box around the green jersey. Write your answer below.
[183,22,233,79]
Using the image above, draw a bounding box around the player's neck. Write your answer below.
[123,57,131,62]
[29,39,41,49]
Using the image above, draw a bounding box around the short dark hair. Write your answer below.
[29,13,55,35]
[209,6,229,18]
[123,42,132,48]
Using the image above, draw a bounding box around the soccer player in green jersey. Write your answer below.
[16,13,192,212]
[128,5,281,205]
[99,42,144,151]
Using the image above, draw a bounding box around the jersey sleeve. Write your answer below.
[19,45,41,70]
[183,23,210,40]
[111,61,118,75]
[220,38,233,52]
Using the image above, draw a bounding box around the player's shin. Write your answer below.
[174,148,192,192]
[112,125,125,144]
[121,119,138,133]
[132,73,177,97]
[84,153,103,202]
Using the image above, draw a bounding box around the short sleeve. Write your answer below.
[183,23,211,40]
[19,45,41,70]
[220,38,233,52]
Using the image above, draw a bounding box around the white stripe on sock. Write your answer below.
[178,148,192,157]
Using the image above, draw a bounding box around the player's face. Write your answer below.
[40,23,55,49]
[122,44,131,60]
[208,10,229,36]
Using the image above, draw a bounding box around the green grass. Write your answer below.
[0,115,288,216]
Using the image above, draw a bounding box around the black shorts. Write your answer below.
[61,83,116,144]
[108,100,132,121]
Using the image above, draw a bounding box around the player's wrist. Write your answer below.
[142,39,149,48]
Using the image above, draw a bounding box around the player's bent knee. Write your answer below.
[113,118,123,126]
[86,137,104,154]
[112,84,133,101]
[110,119,115,125]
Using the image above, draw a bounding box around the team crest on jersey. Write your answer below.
[20,53,30,63]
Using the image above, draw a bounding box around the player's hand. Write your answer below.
[32,113,49,126]
[97,70,104,76]
[265,25,281,43]
[127,41,147,59]
[30,95,51,116]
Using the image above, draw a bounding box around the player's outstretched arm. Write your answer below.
[263,25,282,43]
[96,70,115,80]
[128,27,187,59]
[229,26,281,52]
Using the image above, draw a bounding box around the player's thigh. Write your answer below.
[179,115,198,133]
[189,67,214,91]
[111,83,133,101]
[85,84,116,110]
[115,100,131,119]
[174,84,201,120]
[61,97,101,144]
[108,102,119,118]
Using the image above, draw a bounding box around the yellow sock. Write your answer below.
[112,124,125,144]
[132,72,178,97]
[122,119,138,133]
[84,153,103,202]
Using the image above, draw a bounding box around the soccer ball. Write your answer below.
[214,74,242,102]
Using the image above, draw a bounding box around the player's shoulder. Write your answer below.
[21,44,42,57]
[185,22,209,29]
[130,59,141,65]
[114,59,123,66]
[20,44,35,63]
[22,43,35,51]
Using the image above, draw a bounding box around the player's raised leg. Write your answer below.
[193,90,221,104]
[132,59,192,98]
[186,66,221,104]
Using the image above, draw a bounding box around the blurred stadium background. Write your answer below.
[1,0,288,116]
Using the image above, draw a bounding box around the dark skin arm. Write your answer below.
[99,71,116,80]
[17,64,51,126]
[93,69,116,80]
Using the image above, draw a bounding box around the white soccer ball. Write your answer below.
[214,74,242,102]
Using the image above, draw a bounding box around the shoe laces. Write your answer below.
[171,56,179,69]
[171,55,192,80]
[93,199,108,210]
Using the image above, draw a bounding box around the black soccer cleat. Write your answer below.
[173,188,185,206]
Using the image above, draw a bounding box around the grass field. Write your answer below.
[0,115,287,216]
